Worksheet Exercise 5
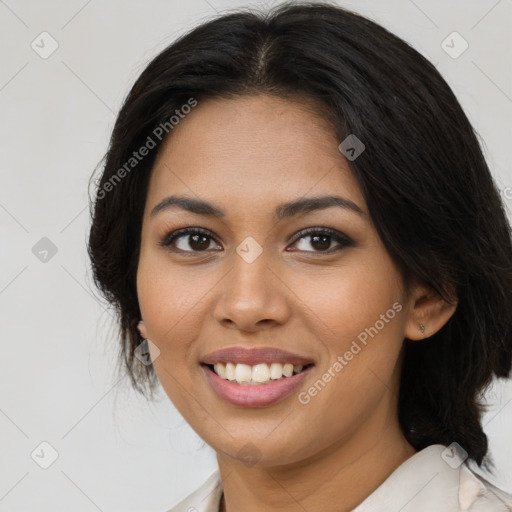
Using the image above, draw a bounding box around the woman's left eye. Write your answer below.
[159,227,353,254]
[288,227,354,253]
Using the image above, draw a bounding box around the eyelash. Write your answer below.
[158,226,354,255]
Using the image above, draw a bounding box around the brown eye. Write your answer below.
[288,227,354,253]
[183,233,211,251]
[309,234,332,251]
[160,228,222,253]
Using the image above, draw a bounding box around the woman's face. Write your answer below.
[137,94,419,467]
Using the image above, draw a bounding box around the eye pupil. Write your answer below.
[311,235,331,251]
[189,234,210,250]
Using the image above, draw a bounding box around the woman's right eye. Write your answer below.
[159,228,222,253]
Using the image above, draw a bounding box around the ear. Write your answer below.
[404,282,458,340]
[137,320,148,340]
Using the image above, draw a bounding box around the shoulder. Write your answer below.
[459,463,512,511]
[163,470,223,512]
[351,444,512,512]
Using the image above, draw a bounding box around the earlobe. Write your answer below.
[137,320,147,340]
[404,284,458,341]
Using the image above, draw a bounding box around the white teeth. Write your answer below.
[210,362,308,384]
[225,362,236,381]
[213,363,226,379]
[269,363,283,380]
[283,363,294,377]
[252,363,270,383]
[234,363,252,383]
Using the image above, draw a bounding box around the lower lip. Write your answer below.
[201,364,314,407]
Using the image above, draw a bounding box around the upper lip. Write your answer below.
[201,346,315,366]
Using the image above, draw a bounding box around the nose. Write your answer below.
[212,248,291,333]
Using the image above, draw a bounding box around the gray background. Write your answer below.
[1,0,511,510]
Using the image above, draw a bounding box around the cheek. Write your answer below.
[290,256,407,407]
[296,260,406,400]
[136,253,209,363]
[293,260,405,350]
[136,255,209,412]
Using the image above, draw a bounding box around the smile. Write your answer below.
[201,362,315,407]
[209,361,312,385]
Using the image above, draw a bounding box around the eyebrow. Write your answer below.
[150,194,367,221]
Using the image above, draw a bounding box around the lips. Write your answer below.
[200,346,316,406]
[201,363,315,407]
[201,346,315,366]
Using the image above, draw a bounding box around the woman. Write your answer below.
[87,2,512,511]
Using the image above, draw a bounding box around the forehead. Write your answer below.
[147,94,364,209]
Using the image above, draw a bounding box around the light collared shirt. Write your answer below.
[165,444,512,511]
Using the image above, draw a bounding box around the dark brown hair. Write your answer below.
[88,1,512,470]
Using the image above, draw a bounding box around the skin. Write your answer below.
[136,94,457,512]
